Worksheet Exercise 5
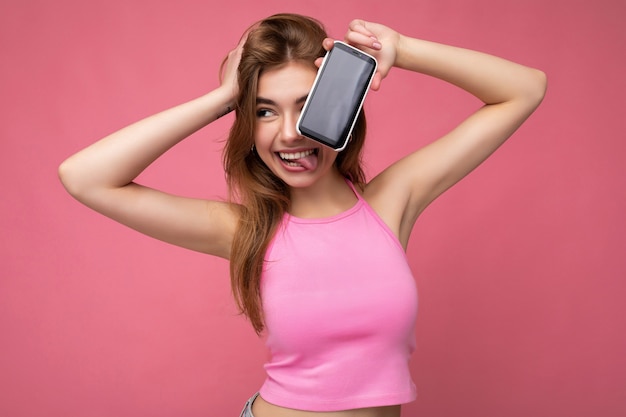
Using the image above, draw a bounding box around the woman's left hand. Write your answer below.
[318,20,399,91]
[343,19,400,91]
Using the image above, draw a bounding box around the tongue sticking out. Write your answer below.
[294,152,318,170]
[285,151,318,170]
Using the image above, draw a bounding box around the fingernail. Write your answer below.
[373,41,382,49]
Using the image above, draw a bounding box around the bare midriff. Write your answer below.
[251,395,402,417]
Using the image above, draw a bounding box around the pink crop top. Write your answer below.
[259,181,418,411]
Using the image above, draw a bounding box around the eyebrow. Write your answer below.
[256,94,309,106]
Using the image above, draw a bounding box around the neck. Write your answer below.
[288,170,357,219]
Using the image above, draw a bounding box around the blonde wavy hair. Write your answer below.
[223,13,367,333]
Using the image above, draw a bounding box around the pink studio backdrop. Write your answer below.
[1,1,625,416]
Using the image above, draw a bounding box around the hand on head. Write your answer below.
[220,29,252,100]
[316,19,399,91]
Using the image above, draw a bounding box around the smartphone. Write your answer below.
[297,41,377,151]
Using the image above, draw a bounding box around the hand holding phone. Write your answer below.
[297,41,378,151]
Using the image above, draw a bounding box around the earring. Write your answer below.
[250,144,256,153]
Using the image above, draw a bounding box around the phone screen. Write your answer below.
[297,42,377,151]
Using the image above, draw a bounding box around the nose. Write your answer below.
[280,112,304,143]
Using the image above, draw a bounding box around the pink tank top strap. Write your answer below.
[344,177,363,200]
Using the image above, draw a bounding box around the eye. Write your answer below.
[256,108,275,118]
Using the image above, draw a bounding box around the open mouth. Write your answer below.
[277,149,319,168]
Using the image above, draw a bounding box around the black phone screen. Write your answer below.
[297,42,377,151]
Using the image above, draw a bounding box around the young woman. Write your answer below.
[59,13,546,417]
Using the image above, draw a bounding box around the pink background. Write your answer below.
[1,0,625,416]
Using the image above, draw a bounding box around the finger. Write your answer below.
[348,19,374,37]
[369,72,382,91]
[322,37,336,52]
[344,31,382,51]
[239,21,260,45]
[349,20,381,45]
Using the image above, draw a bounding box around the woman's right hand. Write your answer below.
[219,33,247,108]
[58,36,250,258]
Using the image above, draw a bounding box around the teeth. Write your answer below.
[279,149,314,160]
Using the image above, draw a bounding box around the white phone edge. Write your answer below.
[296,41,378,152]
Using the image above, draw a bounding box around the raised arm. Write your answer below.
[58,44,244,258]
[343,20,547,248]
